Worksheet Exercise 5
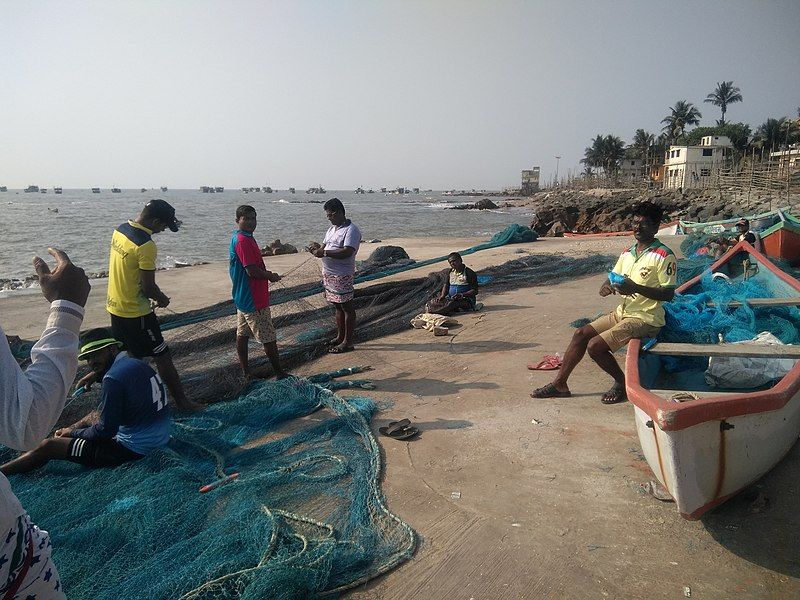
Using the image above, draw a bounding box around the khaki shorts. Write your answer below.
[236,307,276,344]
[588,312,661,352]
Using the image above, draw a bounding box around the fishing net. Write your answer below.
[3,377,413,599]
[4,225,612,599]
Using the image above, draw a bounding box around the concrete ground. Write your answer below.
[4,235,799,598]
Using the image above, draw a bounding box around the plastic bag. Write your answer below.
[705,331,797,389]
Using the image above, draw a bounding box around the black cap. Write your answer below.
[145,199,181,232]
[736,218,749,227]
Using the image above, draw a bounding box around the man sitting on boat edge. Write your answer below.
[531,201,677,404]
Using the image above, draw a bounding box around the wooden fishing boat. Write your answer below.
[625,240,800,519]
[760,212,800,263]
[677,207,790,236]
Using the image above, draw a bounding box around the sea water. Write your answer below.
[0,189,531,281]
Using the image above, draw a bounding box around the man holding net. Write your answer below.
[229,205,288,379]
[531,201,676,404]
[309,198,362,354]
[1,328,171,476]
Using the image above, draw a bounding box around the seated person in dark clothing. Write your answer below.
[1,328,171,475]
[426,252,479,315]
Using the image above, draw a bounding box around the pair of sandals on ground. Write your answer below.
[527,354,627,405]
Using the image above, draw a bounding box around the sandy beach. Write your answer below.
[3,234,798,598]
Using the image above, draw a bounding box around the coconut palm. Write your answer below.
[754,117,797,152]
[632,129,655,161]
[581,134,626,176]
[704,81,743,126]
[661,100,702,142]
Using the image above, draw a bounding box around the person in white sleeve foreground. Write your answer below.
[0,248,90,599]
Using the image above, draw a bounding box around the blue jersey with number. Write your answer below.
[73,352,171,455]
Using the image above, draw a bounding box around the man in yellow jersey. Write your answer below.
[83,200,201,411]
[531,201,676,404]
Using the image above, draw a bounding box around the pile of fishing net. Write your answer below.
[4,377,413,599]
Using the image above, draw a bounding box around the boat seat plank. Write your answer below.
[705,297,800,308]
[648,343,800,358]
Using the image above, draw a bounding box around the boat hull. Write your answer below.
[632,384,800,518]
[626,240,800,518]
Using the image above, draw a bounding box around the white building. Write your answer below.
[619,157,647,181]
[663,135,733,189]
[770,146,800,175]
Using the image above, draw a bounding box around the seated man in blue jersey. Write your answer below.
[426,252,479,316]
[0,329,171,475]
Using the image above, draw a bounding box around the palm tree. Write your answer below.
[661,100,702,142]
[755,117,787,152]
[704,81,743,126]
[632,129,655,165]
[582,134,625,176]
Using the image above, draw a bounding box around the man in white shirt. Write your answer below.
[0,248,90,599]
[309,198,362,354]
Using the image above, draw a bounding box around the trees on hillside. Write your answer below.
[704,81,743,126]
[581,134,626,176]
[661,101,702,142]
[754,117,798,151]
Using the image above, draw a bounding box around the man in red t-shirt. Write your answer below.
[229,205,288,379]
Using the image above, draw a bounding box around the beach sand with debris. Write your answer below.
[3,235,799,598]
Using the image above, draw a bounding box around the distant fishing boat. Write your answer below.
[367,189,375,194]
[264,186,273,193]
[288,187,296,194]
[0,186,7,192]
[200,186,211,193]
[54,187,63,194]
[678,207,789,236]
[354,187,366,194]
[627,241,800,519]
[215,187,224,193]
[160,186,168,192]
[40,188,48,194]
[24,185,39,193]
[306,186,326,194]
[140,188,147,193]
[111,188,121,193]
[92,187,101,193]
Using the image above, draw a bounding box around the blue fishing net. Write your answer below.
[3,377,413,599]
[658,271,800,373]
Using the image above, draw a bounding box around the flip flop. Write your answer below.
[383,419,411,435]
[530,383,571,398]
[527,355,563,370]
[379,425,419,440]
[601,385,627,405]
[328,345,355,354]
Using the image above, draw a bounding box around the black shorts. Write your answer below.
[67,438,144,468]
[111,312,169,358]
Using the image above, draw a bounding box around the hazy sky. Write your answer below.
[2,0,799,189]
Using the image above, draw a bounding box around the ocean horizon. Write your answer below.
[0,189,532,283]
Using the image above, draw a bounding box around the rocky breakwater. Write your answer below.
[525,188,770,237]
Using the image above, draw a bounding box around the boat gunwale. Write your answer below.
[626,240,800,431]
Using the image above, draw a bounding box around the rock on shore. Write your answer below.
[519,188,773,237]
